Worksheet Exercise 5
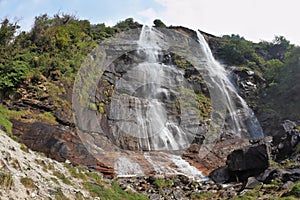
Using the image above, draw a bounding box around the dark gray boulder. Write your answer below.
[209,166,230,183]
[209,143,270,183]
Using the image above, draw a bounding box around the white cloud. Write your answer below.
[137,8,158,25]
[142,0,300,45]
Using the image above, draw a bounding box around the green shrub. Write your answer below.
[20,143,29,153]
[20,177,35,189]
[289,182,300,198]
[265,59,284,83]
[153,19,167,28]
[153,178,175,192]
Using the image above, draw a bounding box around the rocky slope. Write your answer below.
[2,125,300,200]
[0,129,150,200]
[0,129,91,199]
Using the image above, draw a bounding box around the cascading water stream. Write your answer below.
[196,31,264,139]
[110,26,264,178]
[111,25,194,151]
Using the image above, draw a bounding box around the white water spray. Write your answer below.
[196,31,264,138]
[111,26,194,150]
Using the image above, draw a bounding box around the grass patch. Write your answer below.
[53,188,69,200]
[83,181,149,200]
[0,171,14,189]
[75,191,85,200]
[288,181,300,198]
[20,143,29,153]
[153,178,175,192]
[34,112,57,124]
[174,58,190,68]
[20,177,35,189]
[53,170,71,185]
[64,164,86,180]
[190,192,217,200]
[0,104,25,135]
[51,177,59,184]
[86,172,102,185]
[35,159,48,172]
[179,88,211,118]
[0,104,58,137]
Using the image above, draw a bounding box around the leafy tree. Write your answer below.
[264,59,284,83]
[256,36,292,61]
[153,19,167,28]
[216,35,259,66]
[114,18,141,31]
[0,19,20,46]
[91,23,115,40]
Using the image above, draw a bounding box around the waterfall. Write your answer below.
[110,26,263,153]
[75,24,265,179]
[196,31,264,139]
[111,25,194,151]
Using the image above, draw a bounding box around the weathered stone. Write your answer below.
[12,120,114,176]
[149,193,161,200]
[275,120,300,161]
[173,190,183,200]
[209,166,230,183]
[257,166,300,185]
[226,144,270,181]
[256,167,276,183]
[282,181,294,190]
[183,139,250,175]
[244,177,261,189]
[178,174,190,185]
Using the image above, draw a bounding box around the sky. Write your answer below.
[0,0,299,45]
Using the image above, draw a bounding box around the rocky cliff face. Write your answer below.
[2,26,248,180]
[1,26,287,177]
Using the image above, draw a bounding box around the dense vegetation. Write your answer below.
[215,34,300,120]
[0,13,116,94]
